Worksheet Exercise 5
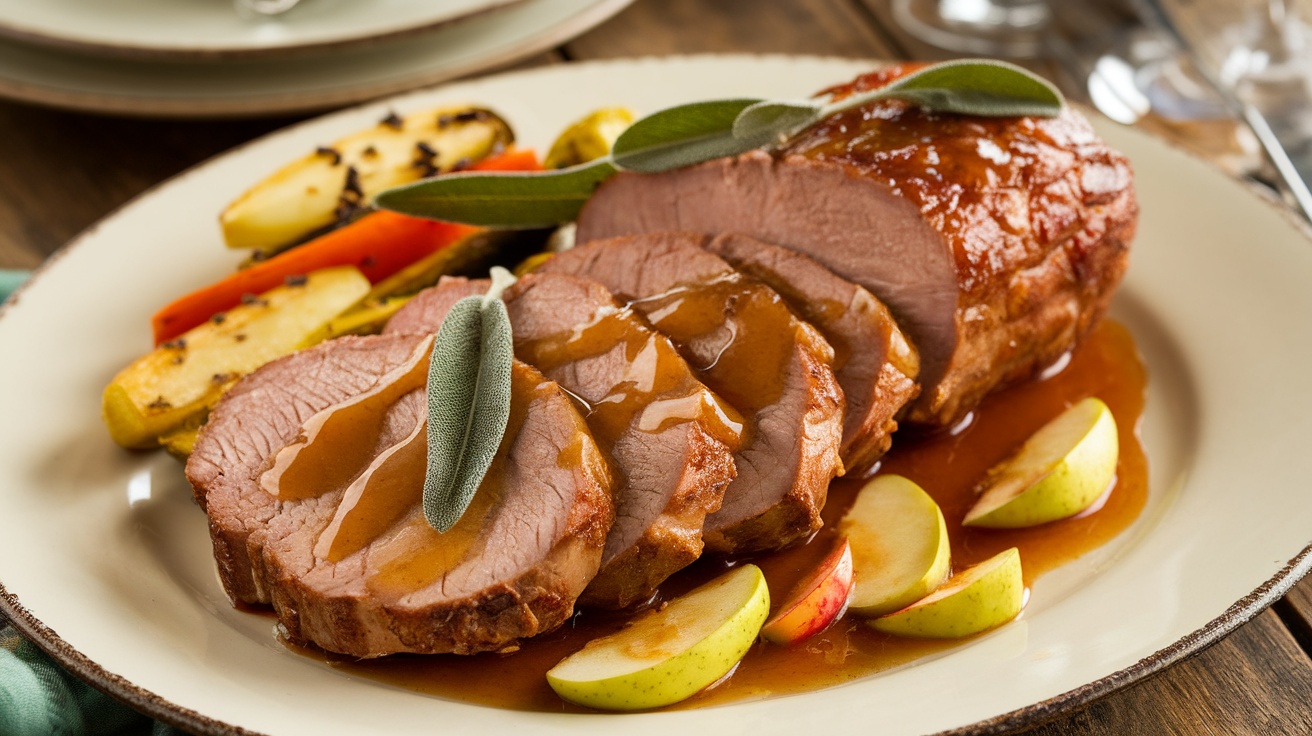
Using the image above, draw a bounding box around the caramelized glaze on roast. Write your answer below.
[575,64,1136,426]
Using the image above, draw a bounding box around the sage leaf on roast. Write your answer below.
[423,269,517,533]
[819,59,1065,120]
[611,98,768,173]
[377,158,617,228]
[374,59,1064,228]
[732,99,823,145]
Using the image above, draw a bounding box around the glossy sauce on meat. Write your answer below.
[291,319,1147,708]
[787,63,1128,297]
[521,304,743,449]
[628,272,801,417]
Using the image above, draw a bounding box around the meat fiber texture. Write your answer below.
[187,333,428,605]
[540,232,846,554]
[388,273,738,609]
[188,334,614,656]
[705,234,920,475]
[575,64,1136,427]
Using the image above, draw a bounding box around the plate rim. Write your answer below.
[0,0,525,61]
[2,53,1312,736]
[0,0,634,119]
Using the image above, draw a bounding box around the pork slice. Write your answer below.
[704,233,920,475]
[539,232,845,554]
[262,359,613,656]
[389,274,740,608]
[575,65,1136,427]
[186,333,429,605]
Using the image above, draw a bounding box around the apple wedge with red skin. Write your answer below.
[761,539,854,645]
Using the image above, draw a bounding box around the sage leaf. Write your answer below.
[732,99,823,144]
[820,59,1065,119]
[373,59,1065,228]
[611,98,768,173]
[376,158,617,228]
[423,274,516,533]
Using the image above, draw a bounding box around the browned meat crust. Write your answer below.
[574,65,1136,427]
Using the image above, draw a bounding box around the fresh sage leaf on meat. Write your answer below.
[730,99,822,145]
[610,98,768,173]
[377,158,617,228]
[820,59,1065,119]
[375,59,1063,227]
[423,267,517,533]
[735,60,1063,142]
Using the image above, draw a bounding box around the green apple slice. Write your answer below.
[871,547,1025,639]
[546,564,770,711]
[964,397,1119,528]
[840,474,951,617]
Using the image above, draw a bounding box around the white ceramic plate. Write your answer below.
[0,0,521,59]
[2,56,1311,736]
[0,0,632,118]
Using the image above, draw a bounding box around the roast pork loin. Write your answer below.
[575,65,1136,426]
[189,335,614,656]
[187,333,430,605]
[704,233,919,474]
[389,273,741,609]
[540,232,845,554]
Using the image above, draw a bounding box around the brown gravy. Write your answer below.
[297,319,1147,712]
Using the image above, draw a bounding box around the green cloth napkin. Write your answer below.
[0,620,185,735]
[0,269,30,304]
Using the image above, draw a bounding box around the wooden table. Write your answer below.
[2,1,1310,733]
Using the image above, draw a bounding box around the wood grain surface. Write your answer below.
[1,0,1309,733]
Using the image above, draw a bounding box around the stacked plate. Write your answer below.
[0,0,632,117]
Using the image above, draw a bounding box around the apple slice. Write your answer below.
[871,547,1025,639]
[546,564,770,710]
[964,397,1119,528]
[840,475,951,617]
[761,539,854,645]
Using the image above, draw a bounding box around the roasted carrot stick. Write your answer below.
[466,147,541,172]
[151,149,541,345]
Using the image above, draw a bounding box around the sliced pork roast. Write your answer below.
[704,233,919,475]
[540,232,845,554]
[189,334,614,656]
[188,333,430,605]
[388,274,741,609]
[575,65,1136,427]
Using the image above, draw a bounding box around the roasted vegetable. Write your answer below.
[159,424,201,460]
[365,229,546,300]
[298,294,413,346]
[543,107,635,169]
[221,106,513,252]
[104,267,370,449]
[514,252,555,276]
[154,212,478,345]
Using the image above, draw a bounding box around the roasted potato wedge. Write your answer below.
[364,229,546,301]
[298,294,413,346]
[221,106,513,253]
[103,266,370,449]
[160,423,201,460]
[544,107,635,169]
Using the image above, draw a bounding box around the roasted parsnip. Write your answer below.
[103,266,370,448]
[220,106,513,252]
